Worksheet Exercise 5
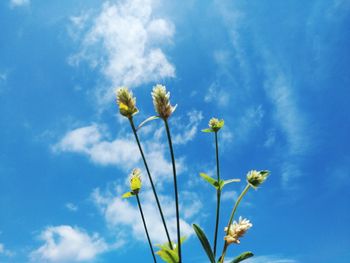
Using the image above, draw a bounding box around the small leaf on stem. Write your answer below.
[230,251,254,263]
[192,224,215,263]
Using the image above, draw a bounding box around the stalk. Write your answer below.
[213,131,221,257]
[164,119,182,263]
[219,184,251,263]
[129,118,173,249]
[136,194,157,263]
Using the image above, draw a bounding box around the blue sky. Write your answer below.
[0,0,349,262]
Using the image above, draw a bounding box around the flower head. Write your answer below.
[246,170,269,189]
[224,217,252,245]
[209,118,224,132]
[129,168,142,193]
[116,87,138,118]
[151,84,176,119]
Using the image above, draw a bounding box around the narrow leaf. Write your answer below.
[201,128,214,133]
[223,178,241,186]
[122,192,134,198]
[230,251,254,263]
[192,224,215,263]
[136,115,159,131]
[199,173,219,189]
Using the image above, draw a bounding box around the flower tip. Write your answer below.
[129,168,142,193]
[208,117,224,132]
[116,86,138,118]
[151,84,175,119]
[247,170,269,189]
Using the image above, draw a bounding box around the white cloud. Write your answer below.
[221,190,238,202]
[69,0,175,104]
[204,82,230,107]
[53,124,140,168]
[30,225,108,262]
[53,123,186,185]
[243,255,298,263]
[91,186,196,245]
[0,243,13,257]
[264,72,308,155]
[10,0,30,8]
[171,110,203,145]
[65,203,78,212]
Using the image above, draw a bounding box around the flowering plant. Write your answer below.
[116,85,270,263]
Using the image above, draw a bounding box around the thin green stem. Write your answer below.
[136,194,157,263]
[129,118,173,249]
[213,131,221,257]
[164,119,182,263]
[219,184,251,263]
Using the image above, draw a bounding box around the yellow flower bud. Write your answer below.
[116,87,138,118]
[130,168,142,193]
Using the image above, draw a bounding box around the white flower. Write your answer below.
[151,84,175,119]
[224,217,252,245]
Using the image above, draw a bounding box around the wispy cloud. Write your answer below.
[171,110,203,145]
[69,0,175,104]
[10,0,30,8]
[0,243,13,257]
[204,82,230,107]
[30,225,108,262]
[65,203,78,212]
[243,255,298,263]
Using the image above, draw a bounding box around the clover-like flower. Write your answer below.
[246,170,269,189]
[224,217,252,245]
[116,87,138,118]
[209,118,224,132]
[151,84,176,120]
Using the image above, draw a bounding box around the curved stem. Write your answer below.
[129,118,173,249]
[213,131,221,257]
[136,194,157,263]
[164,119,182,263]
[219,184,251,263]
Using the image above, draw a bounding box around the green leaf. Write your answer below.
[223,178,241,186]
[199,173,219,189]
[136,115,160,131]
[201,128,214,133]
[230,251,254,263]
[121,192,135,198]
[156,248,177,263]
[155,237,187,263]
[192,224,215,263]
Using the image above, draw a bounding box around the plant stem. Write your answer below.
[136,194,157,263]
[213,131,221,257]
[164,119,182,263]
[129,118,173,249]
[219,184,251,263]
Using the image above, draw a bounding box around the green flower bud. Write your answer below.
[246,170,269,189]
[116,87,138,118]
[151,84,176,120]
